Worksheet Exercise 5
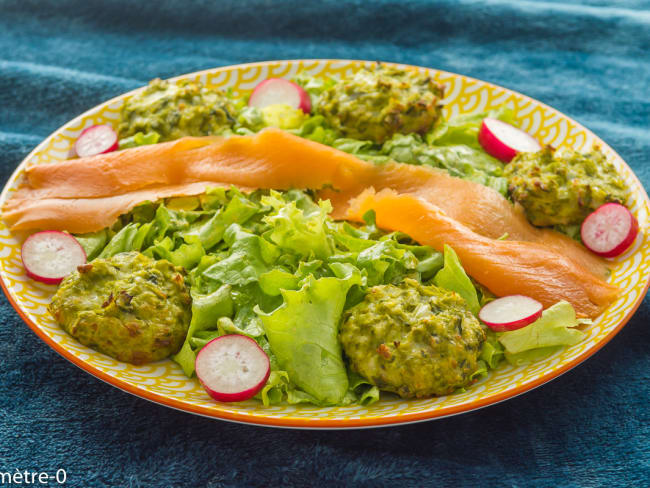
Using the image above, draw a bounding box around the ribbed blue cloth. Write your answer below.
[0,1,648,486]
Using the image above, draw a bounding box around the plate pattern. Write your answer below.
[0,60,648,428]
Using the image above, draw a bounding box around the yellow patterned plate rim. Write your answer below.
[1,60,648,429]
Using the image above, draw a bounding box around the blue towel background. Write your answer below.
[1,1,648,486]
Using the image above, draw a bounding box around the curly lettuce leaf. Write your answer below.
[173,284,234,377]
[426,106,516,149]
[168,236,205,269]
[356,240,417,286]
[175,190,260,252]
[165,196,201,211]
[504,346,563,367]
[118,131,160,149]
[98,222,151,258]
[480,330,505,369]
[201,224,280,286]
[176,211,226,251]
[256,270,363,405]
[434,244,480,315]
[74,229,108,261]
[347,372,380,406]
[257,371,319,406]
[498,301,586,359]
[292,73,338,108]
[382,133,507,196]
[262,190,333,259]
[328,214,441,287]
[292,115,338,145]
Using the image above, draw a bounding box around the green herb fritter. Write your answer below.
[339,278,485,398]
[49,252,191,365]
[318,65,444,144]
[119,78,237,141]
[505,147,627,227]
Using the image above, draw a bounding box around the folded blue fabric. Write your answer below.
[0,1,648,486]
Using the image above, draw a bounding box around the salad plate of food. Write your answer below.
[1,59,648,428]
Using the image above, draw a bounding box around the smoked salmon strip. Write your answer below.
[3,182,243,234]
[12,129,374,201]
[346,189,619,318]
[319,162,609,278]
[347,190,618,317]
[3,128,609,280]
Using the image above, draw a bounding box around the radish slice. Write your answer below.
[21,231,87,285]
[75,124,119,158]
[479,295,543,332]
[478,118,542,163]
[249,78,311,113]
[195,335,270,402]
[581,203,639,258]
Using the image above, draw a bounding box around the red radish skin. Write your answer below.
[478,118,542,163]
[21,231,87,285]
[75,125,119,158]
[195,335,270,403]
[249,78,311,113]
[479,295,544,332]
[581,203,639,258]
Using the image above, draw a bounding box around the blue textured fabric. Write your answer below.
[1,1,648,486]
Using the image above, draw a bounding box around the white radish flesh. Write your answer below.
[21,231,87,284]
[195,335,270,402]
[478,118,542,163]
[75,124,119,158]
[581,203,639,258]
[479,295,543,332]
[248,78,311,113]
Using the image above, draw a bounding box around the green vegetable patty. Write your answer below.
[505,147,627,227]
[318,65,444,144]
[339,278,485,398]
[49,252,191,364]
[118,78,237,141]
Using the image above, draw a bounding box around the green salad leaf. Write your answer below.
[98,222,151,258]
[292,73,338,108]
[347,372,380,406]
[118,131,161,149]
[201,224,280,286]
[74,229,108,261]
[504,346,564,367]
[434,244,480,315]
[498,301,586,364]
[480,330,505,369]
[168,236,205,269]
[257,371,319,406]
[256,269,363,405]
[262,191,333,259]
[173,284,234,377]
[426,106,516,149]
